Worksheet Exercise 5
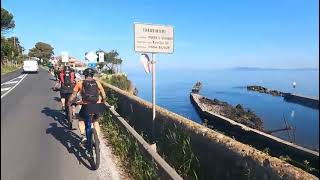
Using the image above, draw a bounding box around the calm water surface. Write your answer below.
[126,69,319,150]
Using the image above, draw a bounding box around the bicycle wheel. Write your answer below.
[89,128,100,170]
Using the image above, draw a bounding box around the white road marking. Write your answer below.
[17,74,25,79]
[1,87,11,92]
[1,74,26,86]
[2,81,19,85]
[1,74,28,99]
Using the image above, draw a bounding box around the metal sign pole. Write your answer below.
[151,53,157,149]
[152,53,156,121]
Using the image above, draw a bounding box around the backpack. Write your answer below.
[81,80,99,103]
[60,70,75,86]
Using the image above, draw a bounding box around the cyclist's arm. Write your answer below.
[97,82,106,102]
[68,91,78,106]
[68,81,81,106]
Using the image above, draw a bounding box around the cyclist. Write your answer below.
[53,65,60,81]
[57,65,76,114]
[48,62,54,73]
[68,68,107,145]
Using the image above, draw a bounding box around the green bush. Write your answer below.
[102,74,138,95]
[158,124,200,180]
[101,112,159,180]
[1,64,20,74]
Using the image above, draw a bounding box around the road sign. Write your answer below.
[134,23,174,53]
[98,52,104,63]
[134,23,174,147]
[61,51,69,62]
[85,51,98,62]
[88,62,97,68]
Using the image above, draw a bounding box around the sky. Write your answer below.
[2,0,319,71]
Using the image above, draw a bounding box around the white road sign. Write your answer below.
[61,51,69,62]
[98,52,104,63]
[134,23,174,53]
[85,51,98,62]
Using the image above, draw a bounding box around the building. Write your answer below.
[50,56,86,70]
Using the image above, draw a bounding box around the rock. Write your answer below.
[247,85,285,97]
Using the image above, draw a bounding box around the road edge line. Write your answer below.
[1,74,28,99]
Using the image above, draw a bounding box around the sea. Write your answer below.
[126,68,319,151]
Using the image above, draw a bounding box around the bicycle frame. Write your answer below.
[84,113,94,149]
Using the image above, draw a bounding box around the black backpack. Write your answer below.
[63,70,73,86]
[82,80,99,103]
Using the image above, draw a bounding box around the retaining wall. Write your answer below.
[190,93,319,177]
[284,93,319,109]
[100,81,318,180]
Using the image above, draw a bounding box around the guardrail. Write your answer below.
[105,102,183,180]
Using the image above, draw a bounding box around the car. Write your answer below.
[23,60,39,73]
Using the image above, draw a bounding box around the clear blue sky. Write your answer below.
[2,0,319,70]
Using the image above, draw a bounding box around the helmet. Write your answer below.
[64,65,71,71]
[83,68,95,77]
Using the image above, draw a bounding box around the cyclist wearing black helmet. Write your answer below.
[58,65,76,110]
[68,68,107,144]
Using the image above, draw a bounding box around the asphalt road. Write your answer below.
[1,68,120,180]
[1,68,23,84]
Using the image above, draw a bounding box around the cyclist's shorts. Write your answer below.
[60,92,71,99]
[59,93,77,105]
[78,103,107,121]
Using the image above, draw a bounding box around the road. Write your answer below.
[1,68,121,180]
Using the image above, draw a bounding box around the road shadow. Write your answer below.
[53,97,60,102]
[49,77,58,81]
[41,107,69,129]
[46,123,94,170]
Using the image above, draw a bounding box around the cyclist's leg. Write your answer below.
[78,118,86,135]
[60,92,65,110]
[78,106,87,144]
[93,115,101,137]
[72,105,76,116]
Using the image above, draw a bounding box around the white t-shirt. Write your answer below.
[75,72,82,82]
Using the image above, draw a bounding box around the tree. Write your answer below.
[28,42,54,64]
[1,8,15,33]
[104,50,123,73]
[1,36,23,65]
[114,58,123,73]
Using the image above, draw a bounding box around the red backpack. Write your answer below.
[60,70,75,86]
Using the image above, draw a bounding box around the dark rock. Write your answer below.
[247,85,285,97]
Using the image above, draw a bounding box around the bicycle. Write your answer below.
[76,102,100,170]
[52,87,74,130]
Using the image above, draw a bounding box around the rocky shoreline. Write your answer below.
[247,85,286,96]
[198,96,264,131]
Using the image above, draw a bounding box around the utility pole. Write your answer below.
[13,36,17,67]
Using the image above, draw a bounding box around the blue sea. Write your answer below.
[126,68,319,150]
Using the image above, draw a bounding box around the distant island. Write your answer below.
[232,67,319,71]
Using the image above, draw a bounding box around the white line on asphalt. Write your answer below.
[1,81,19,85]
[1,87,11,92]
[1,74,25,86]
[17,74,24,79]
[1,74,28,99]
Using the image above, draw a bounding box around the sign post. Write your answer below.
[85,51,98,69]
[98,51,104,63]
[134,23,174,149]
[61,51,69,63]
[151,53,156,121]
